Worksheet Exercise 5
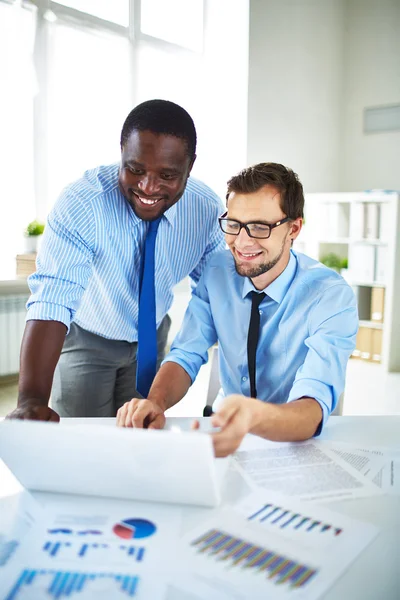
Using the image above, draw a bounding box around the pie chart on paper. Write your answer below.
[112,518,157,539]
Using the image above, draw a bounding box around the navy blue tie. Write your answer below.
[247,291,266,398]
[136,218,161,397]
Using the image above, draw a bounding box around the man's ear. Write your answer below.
[188,154,197,174]
[290,217,303,241]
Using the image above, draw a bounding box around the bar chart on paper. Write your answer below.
[191,528,318,590]
[4,569,140,599]
[42,541,146,562]
[235,495,347,550]
[248,503,342,535]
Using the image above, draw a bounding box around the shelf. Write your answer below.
[359,320,383,330]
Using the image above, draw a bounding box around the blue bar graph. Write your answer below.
[5,569,140,599]
[248,503,343,537]
[42,542,145,561]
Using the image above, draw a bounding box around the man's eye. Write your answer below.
[251,224,269,231]
[161,173,177,180]
[226,221,240,230]
[127,167,143,175]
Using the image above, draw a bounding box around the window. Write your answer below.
[53,0,129,27]
[46,21,132,213]
[0,1,36,278]
[140,0,204,52]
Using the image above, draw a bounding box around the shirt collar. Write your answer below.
[242,250,297,303]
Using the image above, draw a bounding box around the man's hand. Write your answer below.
[116,398,165,430]
[209,395,255,457]
[6,404,60,422]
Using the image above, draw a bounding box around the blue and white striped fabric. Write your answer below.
[26,164,225,342]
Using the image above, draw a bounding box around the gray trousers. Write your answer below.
[51,316,171,417]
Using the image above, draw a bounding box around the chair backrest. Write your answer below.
[203,345,220,416]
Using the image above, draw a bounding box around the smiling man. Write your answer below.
[7,100,225,421]
[117,163,358,456]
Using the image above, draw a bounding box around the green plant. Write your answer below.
[25,220,45,236]
[340,257,348,270]
[320,252,342,271]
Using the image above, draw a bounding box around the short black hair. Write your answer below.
[226,163,304,220]
[120,99,197,160]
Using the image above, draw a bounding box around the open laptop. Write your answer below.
[0,420,229,508]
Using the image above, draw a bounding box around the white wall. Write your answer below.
[341,0,400,191]
[247,0,345,193]
[247,0,400,194]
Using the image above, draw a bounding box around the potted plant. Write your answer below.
[23,220,45,254]
[340,257,349,280]
[320,252,342,273]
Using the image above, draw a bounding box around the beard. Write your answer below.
[233,237,286,279]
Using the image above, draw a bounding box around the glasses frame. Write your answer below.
[218,212,292,239]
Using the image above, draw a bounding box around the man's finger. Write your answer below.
[148,413,165,430]
[211,430,243,457]
[131,402,154,428]
[190,419,200,430]
[211,402,239,428]
[116,403,128,427]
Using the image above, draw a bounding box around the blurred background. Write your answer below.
[0,0,399,417]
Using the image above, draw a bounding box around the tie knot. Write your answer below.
[251,291,266,308]
[148,218,161,235]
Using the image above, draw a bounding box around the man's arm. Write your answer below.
[208,282,358,457]
[116,362,191,428]
[117,272,217,428]
[7,190,96,420]
[7,320,67,421]
[194,395,322,457]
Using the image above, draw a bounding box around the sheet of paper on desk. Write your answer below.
[0,461,43,574]
[0,494,182,600]
[232,436,383,503]
[320,441,387,479]
[341,444,400,495]
[176,499,378,600]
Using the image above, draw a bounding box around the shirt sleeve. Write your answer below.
[287,282,358,434]
[26,189,96,332]
[162,271,218,382]
[188,194,226,287]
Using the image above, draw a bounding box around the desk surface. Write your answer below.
[2,416,399,599]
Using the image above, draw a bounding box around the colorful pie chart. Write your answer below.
[112,518,157,540]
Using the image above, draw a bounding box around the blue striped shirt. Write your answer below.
[165,250,358,429]
[26,164,225,341]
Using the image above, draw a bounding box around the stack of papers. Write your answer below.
[0,420,398,600]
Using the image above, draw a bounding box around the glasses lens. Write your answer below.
[247,223,271,238]
[221,219,240,234]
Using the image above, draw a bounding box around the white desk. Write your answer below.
[2,416,399,599]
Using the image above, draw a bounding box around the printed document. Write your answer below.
[233,436,382,502]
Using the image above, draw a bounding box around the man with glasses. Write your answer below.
[117,163,358,457]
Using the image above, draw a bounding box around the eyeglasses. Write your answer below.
[218,212,291,239]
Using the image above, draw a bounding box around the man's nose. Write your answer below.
[137,174,159,196]
[235,226,253,246]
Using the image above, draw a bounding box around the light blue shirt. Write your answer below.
[26,164,225,341]
[164,250,358,429]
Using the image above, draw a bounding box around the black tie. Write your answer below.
[247,291,266,398]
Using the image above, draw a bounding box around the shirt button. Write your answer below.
[259,310,263,315]
[242,376,247,382]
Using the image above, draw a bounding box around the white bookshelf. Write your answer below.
[295,191,400,372]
